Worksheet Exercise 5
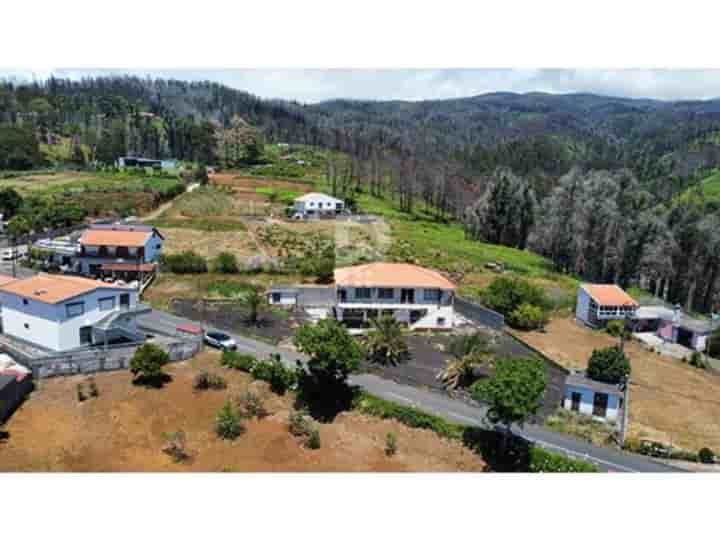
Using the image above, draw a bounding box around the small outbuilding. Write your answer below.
[563,371,623,422]
[575,283,638,328]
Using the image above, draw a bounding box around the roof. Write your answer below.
[674,313,719,334]
[80,226,161,247]
[0,273,132,305]
[294,192,343,203]
[0,274,17,287]
[334,263,456,290]
[580,283,638,307]
[566,372,624,397]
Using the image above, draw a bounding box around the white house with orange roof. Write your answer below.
[333,263,456,329]
[575,283,639,328]
[0,273,148,351]
[77,224,164,279]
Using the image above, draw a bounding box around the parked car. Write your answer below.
[204,331,237,351]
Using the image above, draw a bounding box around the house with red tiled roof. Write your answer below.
[576,283,639,328]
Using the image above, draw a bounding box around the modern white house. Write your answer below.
[563,371,623,422]
[292,192,345,219]
[334,263,456,329]
[0,273,149,352]
[575,283,639,328]
[116,156,178,170]
[77,224,164,280]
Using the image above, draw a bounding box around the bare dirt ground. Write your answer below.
[512,317,720,451]
[211,174,314,193]
[0,353,485,472]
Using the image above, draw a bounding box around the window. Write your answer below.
[355,287,372,299]
[24,323,29,330]
[23,298,29,305]
[423,289,441,302]
[592,392,609,417]
[79,326,92,345]
[437,317,446,326]
[571,392,581,412]
[272,292,282,304]
[378,288,394,300]
[66,302,85,318]
[99,296,116,311]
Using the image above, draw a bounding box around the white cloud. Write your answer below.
[2,68,720,103]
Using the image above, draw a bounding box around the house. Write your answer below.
[0,273,149,352]
[292,192,345,219]
[334,263,456,329]
[575,283,639,328]
[116,156,178,171]
[563,371,623,422]
[77,224,164,281]
[635,304,720,352]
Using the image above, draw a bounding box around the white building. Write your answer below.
[575,283,638,328]
[117,157,178,171]
[563,371,623,422]
[334,263,456,329]
[77,224,164,280]
[292,192,345,218]
[0,273,149,352]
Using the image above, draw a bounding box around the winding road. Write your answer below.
[138,309,679,473]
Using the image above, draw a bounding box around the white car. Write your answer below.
[204,331,237,351]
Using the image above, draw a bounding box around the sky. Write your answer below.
[2,68,720,103]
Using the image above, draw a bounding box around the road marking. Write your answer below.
[386,392,415,404]
[445,411,481,425]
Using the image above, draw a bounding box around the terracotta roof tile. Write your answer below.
[334,263,456,289]
[80,229,152,248]
[581,284,638,307]
[0,274,17,287]
[0,273,132,304]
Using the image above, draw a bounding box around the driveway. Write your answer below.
[138,309,679,472]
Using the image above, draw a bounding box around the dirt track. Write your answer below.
[0,352,485,472]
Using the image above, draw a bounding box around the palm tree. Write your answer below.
[437,332,496,390]
[366,315,409,366]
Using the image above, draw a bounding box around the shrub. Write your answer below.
[385,432,398,456]
[162,430,189,463]
[193,371,227,391]
[130,343,169,386]
[306,428,321,450]
[689,352,708,370]
[215,401,245,440]
[288,410,314,438]
[213,252,239,274]
[159,251,208,273]
[480,276,550,318]
[606,319,626,338]
[88,378,99,398]
[528,447,599,472]
[250,354,297,395]
[508,302,549,330]
[220,350,257,372]
[699,447,715,464]
[587,346,631,384]
[237,391,268,419]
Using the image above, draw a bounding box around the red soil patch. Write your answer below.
[0,353,485,472]
[211,173,314,193]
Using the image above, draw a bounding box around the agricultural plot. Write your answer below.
[151,185,249,231]
[210,173,314,216]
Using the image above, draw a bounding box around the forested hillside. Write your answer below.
[2,75,720,312]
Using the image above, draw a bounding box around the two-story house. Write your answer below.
[77,224,164,281]
[575,283,639,328]
[292,192,345,219]
[334,263,456,329]
[0,273,149,352]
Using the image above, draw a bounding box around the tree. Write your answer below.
[366,315,409,366]
[470,356,546,443]
[586,346,631,384]
[244,287,265,325]
[212,252,239,274]
[508,303,549,330]
[0,126,44,170]
[215,400,244,440]
[480,276,550,324]
[438,332,496,389]
[129,343,169,386]
[0,188,23,220]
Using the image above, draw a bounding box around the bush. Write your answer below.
[606,319,626,338]
[480,276,550,318]
[508,302,549,330]
[237,391,268,419]
[220,350,257,372]
[385,432,398,456]
[587,346,631,384]
[689,352,708,370]
[215,401,245,440]
[130,343,170,386]
[88,378,99,398]
[699,447,715,464]
[250,354,297,395]
[306,428,321,450]
[162,430,189,463]
[159,251,208,273]
[288,410,314,438]
[213,252,239,274]
[193,371,227,391]
[528,447,599,472]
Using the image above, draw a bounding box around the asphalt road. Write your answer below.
[138,309,679,473]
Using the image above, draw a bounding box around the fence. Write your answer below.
[24,339,203,379]
[455,296,505,330]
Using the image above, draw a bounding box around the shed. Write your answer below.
[563,371,623,422]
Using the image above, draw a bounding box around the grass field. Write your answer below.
[151,185,249,231]
[513,317,720,452]
[0,352,485,472]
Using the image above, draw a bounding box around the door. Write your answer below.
[120,294,130,308]
[592,392,609,418]
[401,289,415,304]
[571,392,581,412]
[79,326,93,345]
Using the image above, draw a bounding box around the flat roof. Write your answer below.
[566,372,624,397]
[0,273,133,305]
[335,263,456,290]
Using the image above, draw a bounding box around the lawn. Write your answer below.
[512,316,720,452]
[150,185,250,231]
[0,352,486,472]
